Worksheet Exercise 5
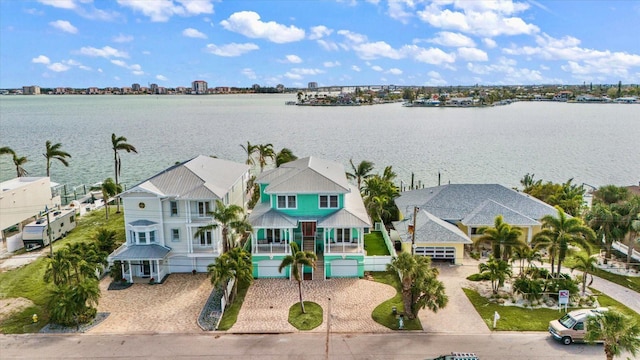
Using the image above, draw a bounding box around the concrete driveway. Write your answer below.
[90,274,213,334]
[229,278,395,333]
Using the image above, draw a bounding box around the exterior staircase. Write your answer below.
[302,237,324,280]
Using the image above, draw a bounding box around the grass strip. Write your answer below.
[370,271,422,330]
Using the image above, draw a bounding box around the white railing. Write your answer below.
[377,222,397,257]
[255,243,288,254]
[326,242,362,253]
[612,241,640,262]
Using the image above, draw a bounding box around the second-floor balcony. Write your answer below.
[326,242,362,254]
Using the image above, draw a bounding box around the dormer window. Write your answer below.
[319,195,339,209]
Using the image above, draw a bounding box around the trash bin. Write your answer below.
[394,240,402,251]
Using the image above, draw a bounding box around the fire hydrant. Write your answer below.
[32,314,38,323]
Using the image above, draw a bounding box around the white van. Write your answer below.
[548,308,608,345]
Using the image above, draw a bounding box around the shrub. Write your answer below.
[467,272,491,281]
[513,277,544,302]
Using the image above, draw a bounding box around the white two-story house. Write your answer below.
[108,155,250,283]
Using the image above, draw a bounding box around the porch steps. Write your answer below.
[302,238,324,280]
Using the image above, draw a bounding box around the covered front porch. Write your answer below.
[109,244,171,283]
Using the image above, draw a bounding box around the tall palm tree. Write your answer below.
[275,147,297,167]
[618,196,640,268]
[194,199,246,253]
[44,249,72,286]
[0,146,15,157]
[346,159,374,190]
[278,242,317,314]
[478,256,513,294]
[474,215,525,261]
[240,141,257,166]
[585,308,640,360]
[586,202,623,263]
[43,140,71,177]
[570,253,597,296]
[12,153,28,177]
[256,143,275,173]
[532,206,596,276]
[99,178,121,220]
[111,133,137,213]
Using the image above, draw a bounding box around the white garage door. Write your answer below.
[415,246,456,259]
[196,258,214,273]
[169,256,193,273]
[331,259,358,277]
[258,260,284,278]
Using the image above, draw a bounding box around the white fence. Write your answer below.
[363,222,397,271]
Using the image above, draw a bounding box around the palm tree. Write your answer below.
[386,252,448,320]
[44,249,72,286]
[594,185,630,205]
[240,141,257,166]
[474,215,525,261]
[208,247,253,305]
[0,146,15,156]
[99,178,121,220]
[570,253,597,296]
[278,242,317,314]
[194,199,246,253]
[586,202,623,263]
[585,308,640,360]
[478,256,512,294]
[510,246,542,277]
[618,196,640,269]
[362,174,399,224]
[111,133,137,213]
[256,143,275,173]
[275,147,297,167]
[94,228,119,253]
[43,140,71,177]
[346,159,374,190]
[532,206,596,276]
[12,153,28,177]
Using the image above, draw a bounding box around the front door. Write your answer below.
[301,222,316,238]
[142,261,151,277]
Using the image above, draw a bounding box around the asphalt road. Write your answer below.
[0,332,616,359]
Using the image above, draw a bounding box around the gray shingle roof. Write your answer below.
[111,244,171,261]
[122,155,249,200]
[392,210,471,244]
[395,184,557,223]
[258,157,350,194]
[462,199,539,226]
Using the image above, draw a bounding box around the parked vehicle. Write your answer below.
[22,208,77,251]
[548,308,608,345]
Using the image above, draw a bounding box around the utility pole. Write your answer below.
[325,297,331,360]
[44,205,54,257]
[411,206,418,255]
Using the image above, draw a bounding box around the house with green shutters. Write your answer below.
[248,157,372,279]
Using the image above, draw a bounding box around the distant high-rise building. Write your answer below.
[22,86,40,95]
[192,80,207,95]
[308,82,318,89]
[276,84,285,92]
[131,83,141,92]
[252,84,260,90]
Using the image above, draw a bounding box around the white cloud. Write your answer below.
[205,43,259,57]
[371,65,383,72]
[112,34,134,43]
[387,68,403,75]
[117,0,214,22]
[317,39,339,51]
[352,65,361,72]
[32,55,51,64]
[482,38,497,49]
[284,68,324,80]
[156,75,168,81]
[323,61,340,67]
[79,46,128,58]
[284,55,302,64]
[466,57,545,83]
[429,31,475,47]
[38,0,76,9]
[241,68,257,79]
[220,11,305,43]
[182,28,207,39]
[457,47,488,61]
[110,59,144,75]
[48,62,70,72]
[337,30,367,44]
[405,45,457,65]
[387,0,415,24]
[309,25,332,40]
[49,20,78,34]
[353,41,403,60]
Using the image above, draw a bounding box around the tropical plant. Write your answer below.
[618,196,640,269]
[521,176,586,216]
[92,178,121,220]
[570,253,597,296]
[346,159,374,190]
[585,308,640,360]
[593,185,630,205]
[44,140,71,177]
[510,246,542,277]
[386,252,448,320]
[585,202,624,263]
[12,153,28,177]
[474,216,525,261]
[111,133,137,213]
[532,206,595,276]
[362,174,399,224]
[256,143,275,173]
[208,247,253,305]
[0,146,15,156]
[275,147,297,167]
[278,242,317,314]
[94,227,120,253]
[194,199,247,253]
[478,256,512,294]
[512,276,544,302]
[239,141,257,166]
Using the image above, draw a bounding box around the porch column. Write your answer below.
[128,260,133,283]
[120,262,125,282]
[156,259,160,281]
[527,227,533,244]
[187,227,193,253]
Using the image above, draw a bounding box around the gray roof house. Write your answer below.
[108,155,250,283]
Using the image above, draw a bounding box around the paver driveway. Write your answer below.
[90,274,212,334]
[229,278,396,333]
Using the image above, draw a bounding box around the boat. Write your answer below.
[403,98,440,107]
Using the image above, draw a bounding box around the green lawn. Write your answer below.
[370,271,422,330]
[364,232,391,256]
[288,301,323,330]
[216,280,250,331]
[0,208,124,334]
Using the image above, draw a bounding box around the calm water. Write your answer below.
[0,94,638,191]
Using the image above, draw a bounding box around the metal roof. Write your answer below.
[129,219,158,226]
[393,210,472,244]
[258,157,350,194]
[111,244,171,261]
[122,155,249,200]
[248,203,298,228]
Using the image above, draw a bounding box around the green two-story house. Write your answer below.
[248,157,372,279]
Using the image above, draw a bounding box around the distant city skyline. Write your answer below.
[1,0,639,89]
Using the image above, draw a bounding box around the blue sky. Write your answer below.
[1,0,639,89]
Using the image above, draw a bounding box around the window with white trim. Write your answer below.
[138,232,147,244]
[170,201,178,216]
[171,228,180,242]
[197,201,210,217]
[336,228,351,242]
[199,230,212,246]
[276,195,296,209]
[319,195,339,209]
[149,231,156,243]
[266,228,282,243]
